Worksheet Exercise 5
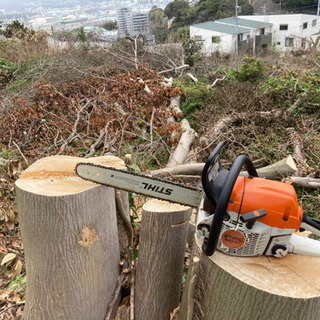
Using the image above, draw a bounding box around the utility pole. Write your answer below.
[235,0,238,53]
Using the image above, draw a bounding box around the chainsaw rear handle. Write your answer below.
[201,141,225,206]
[202,154,258,256]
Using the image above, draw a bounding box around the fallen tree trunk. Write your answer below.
[169,96,183,119]
[15,155,127,320]
[151,155,297,180]
[179,237,320,320]
[135,199,192,320]
[286,176,320,189]
[242,155,297,180]
[166,119,197,168]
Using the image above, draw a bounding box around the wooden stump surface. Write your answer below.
[179,236,320,320]
[17,155,126,195]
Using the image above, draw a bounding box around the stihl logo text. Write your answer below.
[141,182,173,196]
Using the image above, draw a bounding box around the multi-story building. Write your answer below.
[132,13,149,35]
[117,8,149,38]
[117,7,132,38]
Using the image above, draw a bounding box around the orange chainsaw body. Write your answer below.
[227,176,304,231]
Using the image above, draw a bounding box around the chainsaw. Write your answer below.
[75,142,320,258]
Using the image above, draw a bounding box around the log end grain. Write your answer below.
[16,155,126,196]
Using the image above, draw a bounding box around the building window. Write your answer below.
[259,28,265,35]
[277,42,281,45]
[312,19,317,27]
[285,38,294,47]
[211,36,221,43]
[194,35,202,41]
[301,39,306,49]
[303,22,308,29]
[238,33,243,41]
[280,24,288,30]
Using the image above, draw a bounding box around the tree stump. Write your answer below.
[15,155,127,320]
[179,237,320,320]
[135,199,192,320]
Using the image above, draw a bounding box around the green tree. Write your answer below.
[164,0,190,19]
[77,26,87,43]
[165,0,253,31]
[2,20,27,39]
[153,26,169,43]
[149,6,169,43]
[149,6,166,24]
[278,0,316,9]
[101,20,118,31]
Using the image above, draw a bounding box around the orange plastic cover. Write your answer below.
[227,176,303,231]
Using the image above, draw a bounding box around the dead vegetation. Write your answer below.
[0,31,319,318]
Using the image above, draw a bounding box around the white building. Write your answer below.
[190,17,273,54]
[240,14,320,51]
[117,8,149,38]
[117,8,132,38]
[132,13,149,35]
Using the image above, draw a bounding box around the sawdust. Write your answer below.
[78,226,99,248]
[20,171,76,179]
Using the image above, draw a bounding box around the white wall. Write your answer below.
[241,14,320,51]
[190,26,252,54]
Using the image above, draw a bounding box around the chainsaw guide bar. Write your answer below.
[75,162,203,208]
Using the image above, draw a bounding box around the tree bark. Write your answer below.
[166,119,196,168]
[151,155,297,180]
[241,154,297,180]
[287,176,320,189]
[15,155,126,320]
[169,96,183,119]
[135,199,192,320]
[179,237,320,320]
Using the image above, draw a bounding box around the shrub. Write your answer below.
[0,58,18,87]
[227,56,265,83]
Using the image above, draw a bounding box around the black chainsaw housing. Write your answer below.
[201,142,258,256]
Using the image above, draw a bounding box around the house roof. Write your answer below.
[190,21,250,34]
[216,17,273,29]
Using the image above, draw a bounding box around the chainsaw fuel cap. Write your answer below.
[240,209,267,223]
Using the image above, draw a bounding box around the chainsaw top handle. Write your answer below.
[201,153,258,256]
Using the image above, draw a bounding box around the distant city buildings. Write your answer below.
[117,7,150,38]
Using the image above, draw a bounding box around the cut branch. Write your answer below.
[286,127,311,176]
[152,155,297,180]
[187,73,198,83]
[286,176,320,189]
[207,75,226,89]
[158,64,189,74]
[169,96,183,119]
[166,119,196,167]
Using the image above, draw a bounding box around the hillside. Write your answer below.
[0,28,319,318]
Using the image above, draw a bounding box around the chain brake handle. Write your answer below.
[201,143,258,256]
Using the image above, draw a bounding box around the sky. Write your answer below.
[0,0,102,11]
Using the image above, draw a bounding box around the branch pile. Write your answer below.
[0,67,182,164]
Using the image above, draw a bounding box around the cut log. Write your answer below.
[151,155,297,180]
[166,119,196,168]
[241,154,297,180]
[286,176,320,189]
[179,237,320,320]
[15,155,127,320]
[135,199,192,320]
[169,96,183,119]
